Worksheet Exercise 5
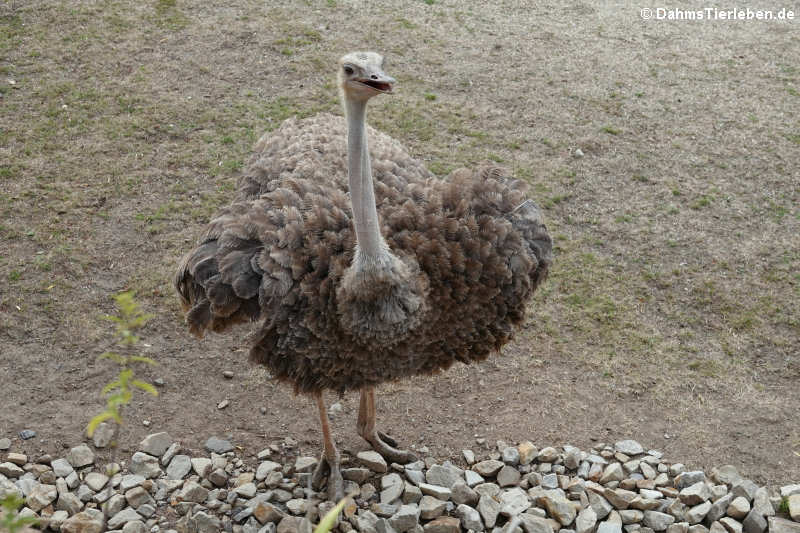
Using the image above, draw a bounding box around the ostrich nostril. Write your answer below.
[371,74,378,80]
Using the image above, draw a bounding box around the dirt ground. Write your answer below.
[1,1,798,487]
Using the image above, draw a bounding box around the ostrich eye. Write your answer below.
[343,65,354,75]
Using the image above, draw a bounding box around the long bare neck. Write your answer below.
[345,97,387,261]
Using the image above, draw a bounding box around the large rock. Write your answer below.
[500,487,531,517]
[253,502,284,524]
[61,509,105,533]
[129,452,161,479]
[426,464,463,489]
[455,504,483,532]
[66,445,94,468]
[751,488,774,517]
[473,460,504,477]
[477,494,502,528]
[358,451,388,473]
[423,516,460,533]
[576,506,598,533]
[179,481,209,503]
[91,423,114,449]
[419,495,446,520]
[520,514,556,533]
[541,491,577,526]
[742,510,767,533]
[710,467,741,487]
[686,502,711,525]
[615,441,644,456]
[643,511,675,531]
[389,504,420,532]
[138,432,173,457]
[256,461,282,481]
[726,497,750,520]
[680,483,711,506]
[767,517,800,533]
[719,518,742,533]
[789,494,800,521]
[166,455,192,479]
[498,466,522,487]
[51,459,75,478]
[107,508,143,530]
[26,484,57,512]
[704,494,733,525]
[204,437,233,454]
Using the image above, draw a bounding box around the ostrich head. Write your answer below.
[337,52,395,101]
[335,52,429,346]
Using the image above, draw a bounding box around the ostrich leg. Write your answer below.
[311,392,344,502]
[357,387,418,464]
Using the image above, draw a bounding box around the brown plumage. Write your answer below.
[174,52,551,500]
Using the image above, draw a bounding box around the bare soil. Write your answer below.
[1,1,798,486]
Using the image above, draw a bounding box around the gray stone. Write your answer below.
[122,520,148,533]
[741,511,766,533]
[767,517,800,533]
[686,502,711,525]
[474,482,500,498]
[129,452,161,479]
[630,497,661,511]
[26,483,57,511]
[180,481,209,503]
[75,484,95,503]
[689,527,709,533]
[600,464,625,485]
[294,456,317,473]
[536,447,558,463]
[125,486,153,508]
[644,512,675,531]
[620,510,644,524]
[680,483,711,506]
[61,509,105,533]
[726,497,749,520]
[500,487,531,517]
[667,524,688,533]
[375,517,398,533]
[108,508,143,529]
[709,467,741,488]
[422,516,459,533]
[358,451,388,473]
[789,494,800,521]
[473,460,505,477]
[91,422,114,448]
[780,485,800,498]
[403,482,423,504]
[52,458,75,478]
[286,499,308,515]
[455,503,483,531]
[540,473,559,490]
[731,481,758,503]
[503,447,521,466]
[191,457,213,478]
[204,437,233,454]
[371,503,398,518]
[167,455,193,479]
[598,522,624,533]
[161,442,181,466]
[426,464,463,489]
[65,471,80,490]
[751,488,774,517]
[478,494,502,528]
[56,492,84,515]
[418,483,450,500]
[105,494,127,517]
[498,466,522,487]
[589,491,614,520]
[381,474,404,504]
[48,509,70,531]
[465,470,485,487]
[520,514,555,533]
[541,491,577,526]
[84,473,109,492]
[419,495,446,519]
[517,442,538,466]
[451,480,479,506]
[66,445,95,468]
[0,438,10,450]
[253,502,284,524]
[235,482,257,498]
[405,469,426,486]
[389,504,420,533]
[718,518,741,533]
[255,461,282,481]
[675,473,706,491]
[704,494,732,525]
[606,489,638,510]
[615,441,644,456]
[139,432,173,457]
[576,506,598,533]
[0,462,24,478]
[120,475,145,491]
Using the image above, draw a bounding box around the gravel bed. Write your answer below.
[1,433,799,533]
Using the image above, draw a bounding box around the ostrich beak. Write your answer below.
[355,72,395,94]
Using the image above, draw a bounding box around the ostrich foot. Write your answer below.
[364,430,418,464]
[311,454,344,502]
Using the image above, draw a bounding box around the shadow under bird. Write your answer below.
[175,51,552,500]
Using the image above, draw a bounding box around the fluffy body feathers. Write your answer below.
[175,113,552,394]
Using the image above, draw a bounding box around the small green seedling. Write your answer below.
[87,291,158,440]
[0,494,39,533]
[314,496,352,533]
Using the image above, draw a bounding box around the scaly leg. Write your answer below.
[357,386,418,464]
[311,392,344,502]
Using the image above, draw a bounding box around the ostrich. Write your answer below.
[175,52,552,500]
